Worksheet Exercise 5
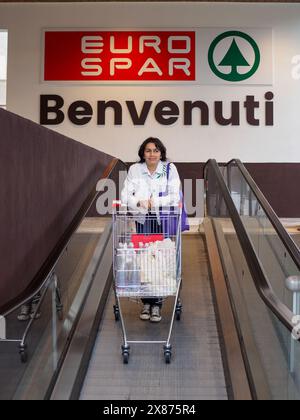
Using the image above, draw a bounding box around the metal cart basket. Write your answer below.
[112,202,182,364]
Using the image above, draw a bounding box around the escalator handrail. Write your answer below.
[226,158,300,270]
[204,159,296,336]
[1,158,128,316]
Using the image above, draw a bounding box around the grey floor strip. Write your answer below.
[80,234,228,400]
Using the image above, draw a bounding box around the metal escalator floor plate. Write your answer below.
[80,235,228,401]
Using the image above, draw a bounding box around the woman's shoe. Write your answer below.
[140,303,151,320]
[17,304,31,321]
[150,305,162,323]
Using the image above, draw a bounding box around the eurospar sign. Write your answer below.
[41,28,274,126]
[44,31,196,82]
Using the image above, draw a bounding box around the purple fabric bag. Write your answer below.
[159,163,190,235]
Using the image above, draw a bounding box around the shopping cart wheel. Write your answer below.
[122,345,130,364]
[20,350,28,363]
[175,310,181,321]
[57,307,64,321]
[164,345,172,364]
[175,300,182,321]
[113,305,120,321]
[164,351,171,364]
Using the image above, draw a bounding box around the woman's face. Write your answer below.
[144,142,161,167]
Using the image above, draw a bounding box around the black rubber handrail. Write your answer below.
[226,159,300,271]
[204,159,296,336]
[1,158,128,316]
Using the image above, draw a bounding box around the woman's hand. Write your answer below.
[138,200,151,210]
[149,197,155,208]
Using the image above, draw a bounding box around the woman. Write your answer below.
[121,137,181,323]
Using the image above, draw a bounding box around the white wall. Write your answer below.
[0,30,7,106]
[1,2,300,163]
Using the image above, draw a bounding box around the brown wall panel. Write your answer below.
[0,109,114,313]
[245,163,300,219]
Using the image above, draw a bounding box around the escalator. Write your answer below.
[0,223,105,400]
[53,158,300,400]
[205,159,300,400]
[1,158,300,400]
[80,234,228,401]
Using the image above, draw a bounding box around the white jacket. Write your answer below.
[121,161,181,213]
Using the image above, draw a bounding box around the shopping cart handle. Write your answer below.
[112,200,122,208]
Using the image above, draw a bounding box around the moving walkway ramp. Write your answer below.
[1,156,300,400]
[79,233,228,400]
[205,159,300,400]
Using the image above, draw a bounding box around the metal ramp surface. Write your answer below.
[80,234,228,400]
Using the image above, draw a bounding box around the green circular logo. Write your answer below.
[208,31,260,82]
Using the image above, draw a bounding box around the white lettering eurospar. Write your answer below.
[81,35,191,77]
[44,30,196,82]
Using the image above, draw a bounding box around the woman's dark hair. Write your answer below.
[138,137,167,163]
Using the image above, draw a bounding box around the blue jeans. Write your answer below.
[135,215,163,236]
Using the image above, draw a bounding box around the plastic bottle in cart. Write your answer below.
[138,243,144,281]
[144,243,150,286]
[122,243,129,287]
[134,243,143,288]
[138,243,145,290]
[125,243,133,287]
[128,242,139,289]
[116,243,126,288]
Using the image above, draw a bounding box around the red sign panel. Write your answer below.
[44,31,195,82]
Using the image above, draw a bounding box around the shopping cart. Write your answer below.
[112,201,182,364]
